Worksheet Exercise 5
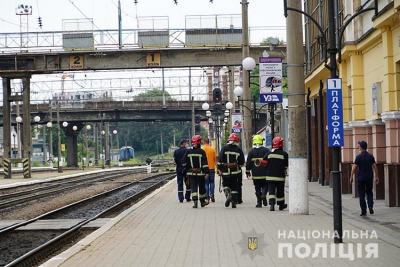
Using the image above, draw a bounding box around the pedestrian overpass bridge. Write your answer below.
[0,98,268,127]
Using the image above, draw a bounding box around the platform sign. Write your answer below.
[146,53,161,67]
[69,55,84,69]
[326,78,344,147]
[259,57,283,103]
[231,112,243,133]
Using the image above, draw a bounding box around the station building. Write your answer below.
[304,0,400,206]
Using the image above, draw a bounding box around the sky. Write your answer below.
[0,0,288,103]
[1,0,286,36]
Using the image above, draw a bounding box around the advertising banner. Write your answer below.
[231,112,243,133]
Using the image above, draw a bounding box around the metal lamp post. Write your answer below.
[101,130,105,169]
[34,115,40,148]
[241,57,256,153]
[72,125,81,169]
[57,121,68,173]
[113,129,119,165]
[16,116,22,159]
[46,121,53,168]
[12,132,16,158]
[33,115,42,165]
[85,125,91,168]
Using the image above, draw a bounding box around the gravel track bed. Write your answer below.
[0,172,170,266]
[43,183,150,219]
[0,172,151,221]
[0,230,93,266]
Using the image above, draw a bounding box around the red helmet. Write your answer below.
[191,135,202,146]
[272,136,284,148]
[228,133,239,142]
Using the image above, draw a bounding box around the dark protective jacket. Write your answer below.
[173,146,188,173]
[246,146,270,179]
[182,146,209,176]
[263,148,288,181]
[217,144,245,176]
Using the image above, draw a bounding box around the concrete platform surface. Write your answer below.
[39,175,400,267]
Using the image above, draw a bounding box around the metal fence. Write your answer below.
[0,26,285,53]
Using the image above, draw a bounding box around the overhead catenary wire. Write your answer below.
[66,0,119,45]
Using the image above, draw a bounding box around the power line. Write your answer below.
[66,0,119,44]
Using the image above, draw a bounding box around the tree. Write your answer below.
[260,37,285,46]
[133,88,174,101]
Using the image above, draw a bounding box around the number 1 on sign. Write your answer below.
[327,78,341,89]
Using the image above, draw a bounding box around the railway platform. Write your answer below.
[1,167,399,266]
[32,171,400,267]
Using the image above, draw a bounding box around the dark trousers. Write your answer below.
[190,175,206,202]
[222,175,239,202]
[268,181,285,205]
[205,170,215,200]
[358,180,374,214]
[237,174,243,202]
[177,172,191,202]
[253,179,267,195]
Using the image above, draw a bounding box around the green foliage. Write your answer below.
[32,161,41,167]
[116,121,193,156]
[133,88,174,101]
[260,37,285,46]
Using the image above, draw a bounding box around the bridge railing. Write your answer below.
[24,98,205,113]
[0,27,284,53]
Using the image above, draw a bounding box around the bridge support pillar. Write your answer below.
[64,123,84,167]
[1,73,32,178]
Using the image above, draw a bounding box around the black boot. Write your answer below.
[231,195,237,208]
[225,196,231,207]
[255,193,262,208]
[279,204,287,210]
[224,189,231,207]
[201,200,209,207]
[193,200,198,208]
[210,194,215,202]
[270,205,275,211]
[261,188,268,206]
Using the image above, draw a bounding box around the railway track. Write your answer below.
[0,168,145,209]
[0,172,175,267]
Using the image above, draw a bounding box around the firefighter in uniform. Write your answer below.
[173,138,191,202]
[257,136,288,211]
[246,135,270,208]
[182,135,210,208]
[217,133,245,208]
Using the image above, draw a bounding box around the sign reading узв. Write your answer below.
[326,78,344,147]
[259,57,283,103]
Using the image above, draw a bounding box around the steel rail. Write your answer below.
[4,173,174,267]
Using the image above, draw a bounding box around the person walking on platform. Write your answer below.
[246,135,270,208]
[350,140,379,216]
[202,137,218,202]
[257,136,288,211]
[173,138,191,203]
[217,133,245,208]
[182,135,210,208]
